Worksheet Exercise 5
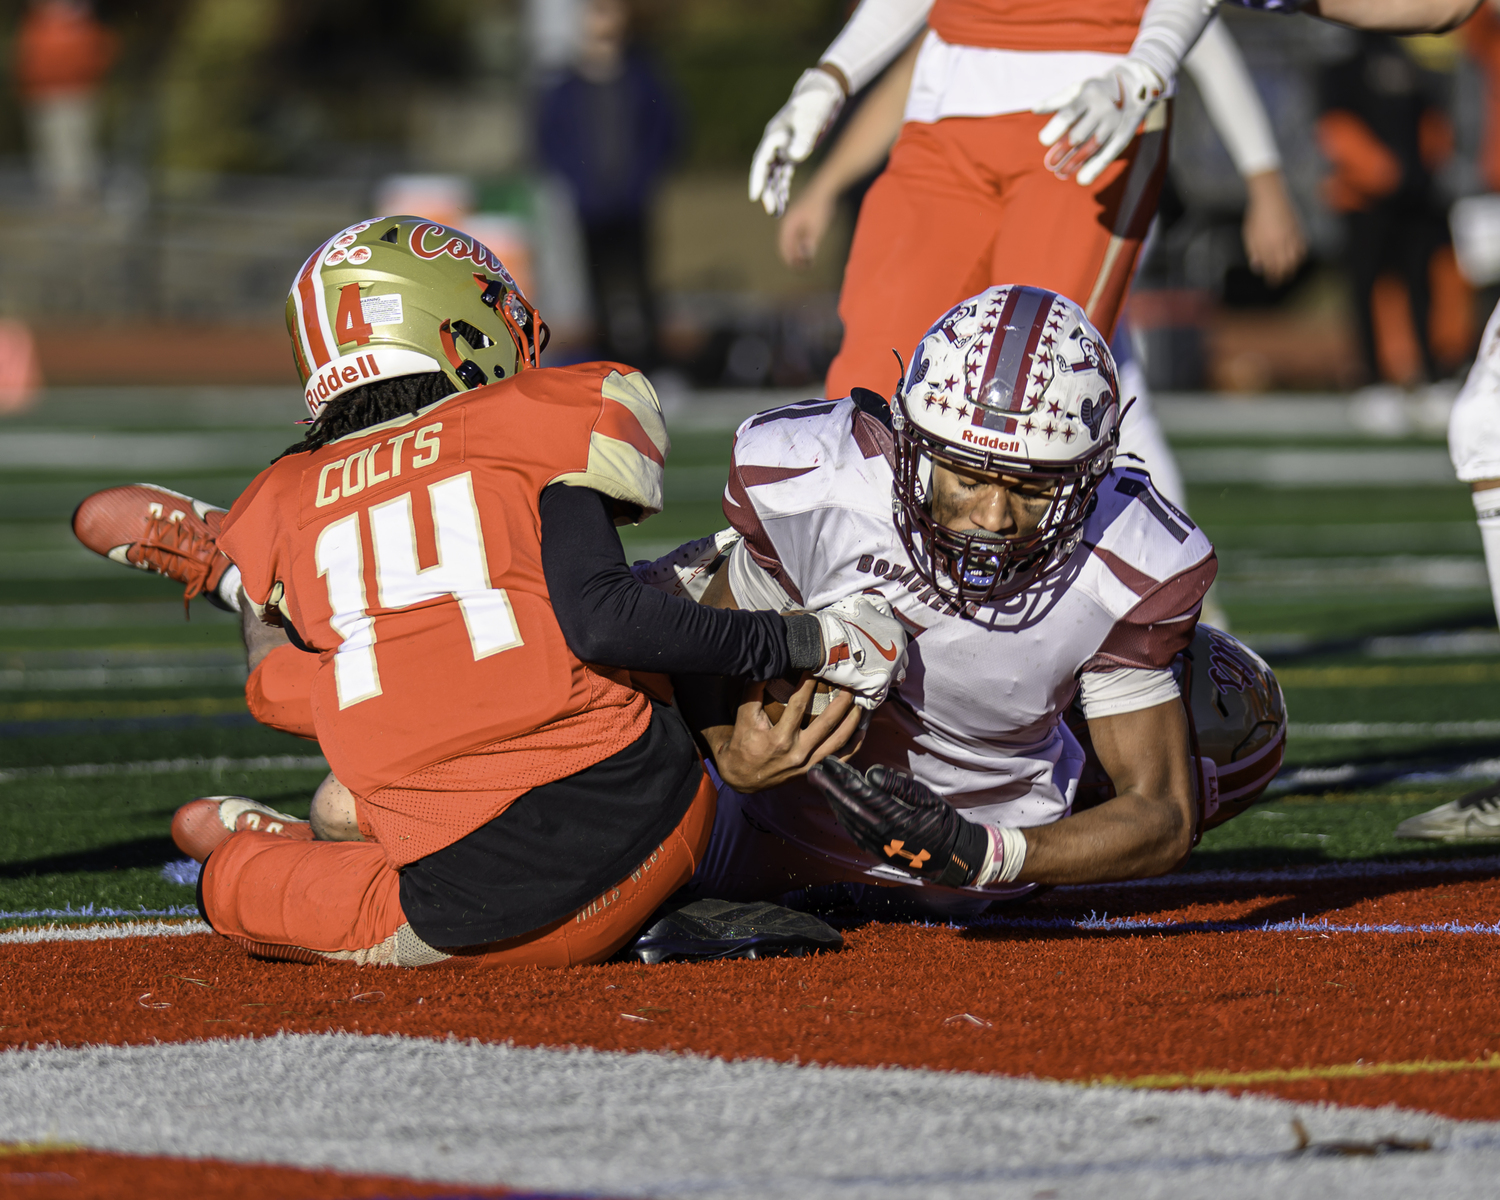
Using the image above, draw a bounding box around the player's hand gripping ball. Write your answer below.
[810,758,989,888]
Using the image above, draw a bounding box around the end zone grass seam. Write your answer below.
[1093,1054,1500,1090]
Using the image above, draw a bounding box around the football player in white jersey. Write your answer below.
[660,285,1283,917]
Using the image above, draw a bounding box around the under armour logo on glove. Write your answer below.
[810,758,989,889]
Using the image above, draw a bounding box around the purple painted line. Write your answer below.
[973,912,1500,936]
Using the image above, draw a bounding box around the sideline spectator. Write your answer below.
[535,0,679,369]
[1318,32,1464,384]
[14,0,116,205]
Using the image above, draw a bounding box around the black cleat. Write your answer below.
[622,898,844,965]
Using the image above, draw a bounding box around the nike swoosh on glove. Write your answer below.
[748,68,846,216]
[809,758,989,888]
[809,592,907,709]
[1034,58,1165,187]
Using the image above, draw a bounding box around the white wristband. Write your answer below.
[976,824,1028,886]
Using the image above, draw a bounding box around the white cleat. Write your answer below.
[1394,783,1500,841]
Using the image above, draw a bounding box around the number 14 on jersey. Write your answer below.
[314,470,524,708]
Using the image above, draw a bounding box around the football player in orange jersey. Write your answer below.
[749,0,1472,404]
[749,0,1217,401]
[72,217,909,968]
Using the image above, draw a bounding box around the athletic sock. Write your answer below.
[1474,488,1500,624]
[214,564,244,613]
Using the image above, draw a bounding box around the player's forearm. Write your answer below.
[804,37,921,200]
[821,0,932,95]
[1129,0,1217,86]
[1015,788,1192,883]
[1301,0,1481,31]
[1184,18,1280,178]
[539,484,820,679]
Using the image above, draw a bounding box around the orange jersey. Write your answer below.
[929,0,1147,54]
[220,364,669,810]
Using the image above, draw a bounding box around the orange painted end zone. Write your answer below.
[4,870,1500,1120]
[0,1146,525,1200]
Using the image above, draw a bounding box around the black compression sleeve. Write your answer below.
[539,483,797,680]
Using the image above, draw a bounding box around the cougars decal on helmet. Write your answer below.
[890,285,1120,608]
[286,216,549,422]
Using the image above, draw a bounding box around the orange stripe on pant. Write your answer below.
[825,106,1170,402]
[200,770,717,969]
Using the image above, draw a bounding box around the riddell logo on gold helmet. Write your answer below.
[306,353,382,410]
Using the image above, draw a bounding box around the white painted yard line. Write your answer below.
[0,755,328,784]
[0,666,249,690]
[0,920,210,944]
[1177,447,1457,486]
[0,1034,1478,1199]
[0,430,290,470]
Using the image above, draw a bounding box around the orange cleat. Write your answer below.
[172,796,315,863]
[72,484,234,611]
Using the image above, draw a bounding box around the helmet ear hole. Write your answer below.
[455,360,488,389]
[450,319,493,350]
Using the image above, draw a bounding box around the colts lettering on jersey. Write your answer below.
[315,421,443,508]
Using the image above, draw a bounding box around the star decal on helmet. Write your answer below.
[955,404,970,420]
[1047,400,1062,416]
[1043,422,1057,439]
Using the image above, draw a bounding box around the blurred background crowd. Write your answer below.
[1,0,1499,408]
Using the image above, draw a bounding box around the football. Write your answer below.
[761,671,840,728]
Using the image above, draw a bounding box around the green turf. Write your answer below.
[1192,787,1499,871]
[4,394,1499,924]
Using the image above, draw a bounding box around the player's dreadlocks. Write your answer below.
[276,372,458,461]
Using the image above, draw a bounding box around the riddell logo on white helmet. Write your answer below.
[303,347,443,419]
[960,430,1021,453]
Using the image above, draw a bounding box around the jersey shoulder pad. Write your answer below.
[1081,467,1216,619]
[544,366,668,518]
[726,396,892,529]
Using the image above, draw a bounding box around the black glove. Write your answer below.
[808,758,988,888]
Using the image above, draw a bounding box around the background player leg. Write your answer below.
[1399,307,1500,839]
[824,120,1003,400]
[986,110,1169,340]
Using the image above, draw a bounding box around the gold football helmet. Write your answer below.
[285,215,547,421]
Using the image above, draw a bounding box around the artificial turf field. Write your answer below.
[6,386,1500,1198]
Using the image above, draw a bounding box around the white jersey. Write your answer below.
[721,396,1217,868]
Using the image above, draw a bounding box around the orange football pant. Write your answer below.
[200,768,717,969]
[245,643,320,740]
[825,105,1171,402]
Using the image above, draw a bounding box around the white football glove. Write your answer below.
[810,592,907,710]
[1034,59,1165,188]
[748,68,846,216]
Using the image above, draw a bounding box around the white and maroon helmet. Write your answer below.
[891,285,1120,606]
